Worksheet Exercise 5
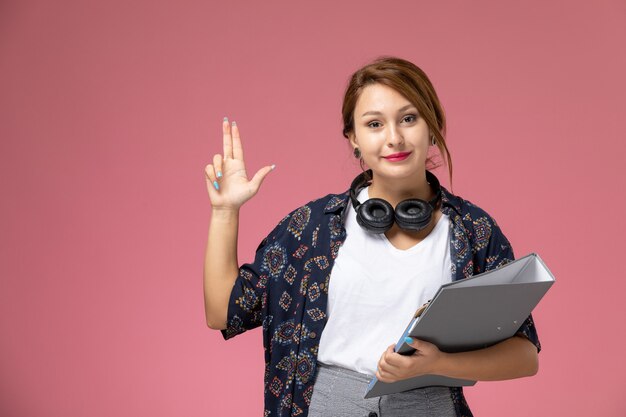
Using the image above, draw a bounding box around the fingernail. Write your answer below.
[213,181,219,190]
[217,171,222,178]
[405,337,414,344]
[232,121,237,127]
[223,116,228,122]
[270,164,276,170]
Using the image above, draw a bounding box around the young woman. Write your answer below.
[203,56,541,417]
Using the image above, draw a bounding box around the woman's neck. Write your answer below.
[367,170,435,208]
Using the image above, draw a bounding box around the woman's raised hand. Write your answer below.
[204,118,275,211]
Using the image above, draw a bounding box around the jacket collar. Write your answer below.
[323,185,463,224]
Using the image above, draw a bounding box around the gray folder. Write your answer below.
[364,253,555,399]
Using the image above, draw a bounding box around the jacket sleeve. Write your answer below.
[220,213,291,340]
[476,215,542,353]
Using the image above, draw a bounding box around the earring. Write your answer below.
[353,147,361,158]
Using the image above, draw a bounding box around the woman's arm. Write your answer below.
[203,208,240,330]
[435,335,538,380]
[376,335,538,383]
[203,119,275,330]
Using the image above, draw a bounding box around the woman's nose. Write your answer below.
[386,125,404,147]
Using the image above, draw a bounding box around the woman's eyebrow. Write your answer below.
[361,104,416,118]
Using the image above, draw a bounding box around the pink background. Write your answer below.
[1,0,624,416]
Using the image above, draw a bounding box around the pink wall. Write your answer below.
[1,0,624,416]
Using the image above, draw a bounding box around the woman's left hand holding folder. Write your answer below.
[375,337,444,383]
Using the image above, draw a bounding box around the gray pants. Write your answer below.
[308,362,457,417]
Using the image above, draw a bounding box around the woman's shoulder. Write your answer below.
[441,186,510,247]
[441,186,501,225]
[263,191,350,244]
[278,191,350,223]
[441,187,515,269]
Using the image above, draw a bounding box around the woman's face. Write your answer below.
[349,83,431,180]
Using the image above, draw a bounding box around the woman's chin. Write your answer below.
[371,163,424,179]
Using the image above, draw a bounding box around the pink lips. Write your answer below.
[383,151,411,162]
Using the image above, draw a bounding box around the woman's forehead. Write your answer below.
[355,84,415,115]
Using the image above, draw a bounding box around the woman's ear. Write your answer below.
[348,132,357,148]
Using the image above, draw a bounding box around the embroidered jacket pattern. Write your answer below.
[221,185,541,417]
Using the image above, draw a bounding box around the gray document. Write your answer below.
[364,253,555,399]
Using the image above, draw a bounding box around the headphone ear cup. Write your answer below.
[395,199,433,232]
[356,198,394,233]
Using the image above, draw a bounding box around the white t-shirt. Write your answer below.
[317,186,453,375]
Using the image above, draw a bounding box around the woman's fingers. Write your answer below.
[217,117,270,187]
[231,121,244,161]
[205,164,219,191]
[377,347,390,372]
[223,117,244,161]
[222,117,233,159]
[377,344,402,376]
[213,153,223,180]
[249,164,275,192]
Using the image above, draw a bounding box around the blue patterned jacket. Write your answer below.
[221,184,541,417]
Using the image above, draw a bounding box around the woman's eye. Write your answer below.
[403,115,417,123]
[368,121,382,128]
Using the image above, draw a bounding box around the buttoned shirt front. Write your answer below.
[221,185,541,417]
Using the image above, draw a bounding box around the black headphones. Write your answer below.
[349,169,442,234]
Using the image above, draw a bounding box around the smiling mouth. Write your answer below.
[383,152,411,160]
